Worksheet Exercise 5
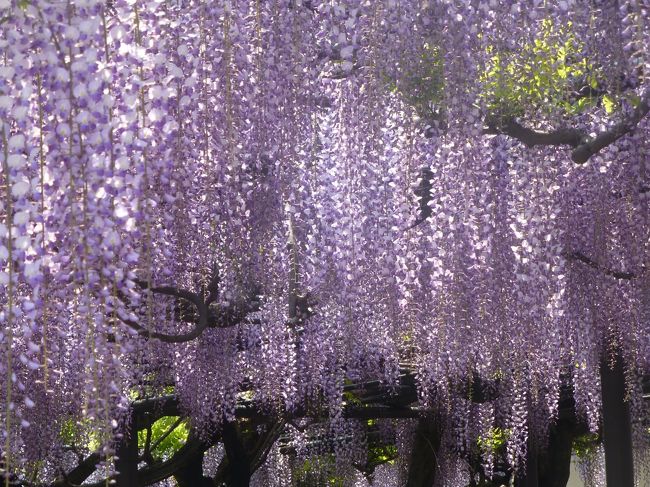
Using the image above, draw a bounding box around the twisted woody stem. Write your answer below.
[118,276,252,343]
[484,87,650,164]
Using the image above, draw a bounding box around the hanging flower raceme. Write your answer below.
[0,1,648,485]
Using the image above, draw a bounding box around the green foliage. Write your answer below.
[602,94,617,114]
[59,412,189,461]
[295,455,345,487]
[129,382,175,401]
[477,427,510,454]
[138,416,189,460]
[342,379,363,406]
[572,433,600,459]
[386,43,445,122]
[481,19,601,118]
[0,0,28,24]
[367,444,398,468]
[626,93,643,108]
[58,418,79,446]
[390,18,621,123]
[58,418,103,452]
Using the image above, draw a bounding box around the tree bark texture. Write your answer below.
[601,352,634,487]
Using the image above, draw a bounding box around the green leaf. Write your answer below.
[626,93,641,108]
[478,17,602,118]
[603,94,617,114]
[572,433,599,459]
[59,418,79,445]
[138,416,189,460]
[58,418,103,451]
[477,427,510,454]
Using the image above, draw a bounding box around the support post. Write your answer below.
[515,444,539,487]
[406,417,441,487]
[600,352,634,487]
[538,418,574,487]
[115,416,139,487]
[222,421,251,487]
[174,449,213,487]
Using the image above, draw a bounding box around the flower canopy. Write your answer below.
[0,0,649,485]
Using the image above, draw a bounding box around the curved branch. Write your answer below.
[572,88,650,163]
[484,116,585,148]
[51,452,100,487]
[119,315,209,344]
[120,280,255,343]
[119,280,208,343]
[563,250,643,280]
[79,438,211,487]
[134,279,205,310]
[484,87,650,164]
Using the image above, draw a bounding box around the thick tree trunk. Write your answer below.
[406,418,441,487]
[538,418,574,487]
[601,352,634,487]
[515,445,538,487]
[222,421,252,487]
[515,414,577,487]
[174,449,213,487]
[115,416,139,487]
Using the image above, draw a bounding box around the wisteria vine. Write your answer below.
[0,0,649,486]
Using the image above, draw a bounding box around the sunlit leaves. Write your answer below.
[137,416,189,460]
[572,433,600,459]
[481,18,602,118]
[602,94,617,114]
[477,427,510,455]
[386,43,446,124]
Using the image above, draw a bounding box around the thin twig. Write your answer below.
[563,250,643,280]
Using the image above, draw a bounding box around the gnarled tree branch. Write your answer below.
[484,116,585,148]
[572,88,650,163]
[484,87,650,164]
[51,452,101,487]
[118,280,242,343]
[119,314,210,344]
[134,279,205,311]
[563,250,644,280]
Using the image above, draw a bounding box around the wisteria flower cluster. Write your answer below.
[0,0,649,485]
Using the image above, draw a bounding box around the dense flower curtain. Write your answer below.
[0,0,649,485]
